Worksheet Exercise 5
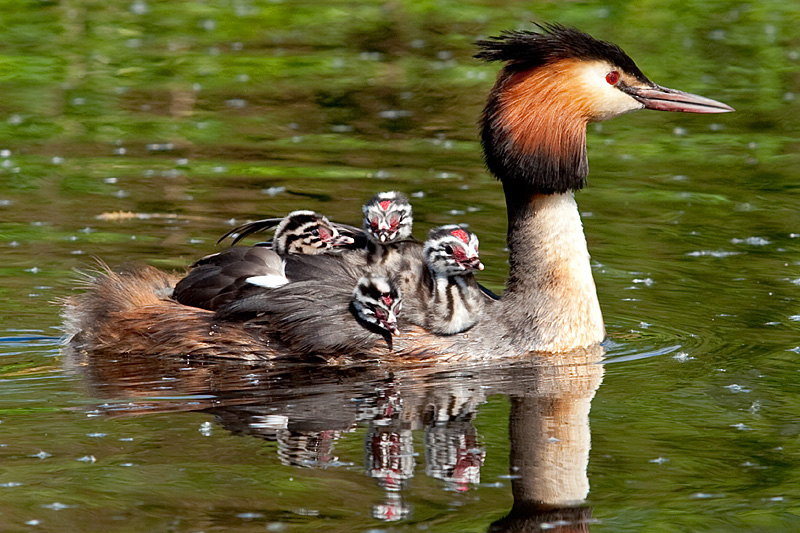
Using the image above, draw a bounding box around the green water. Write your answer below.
[2,0,800,530]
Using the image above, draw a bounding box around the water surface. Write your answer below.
[2,1,800,530]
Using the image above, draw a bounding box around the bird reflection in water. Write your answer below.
[65,345,604,531]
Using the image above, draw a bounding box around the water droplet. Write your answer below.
[379,109,412,119]
[237,512,264,519]
[262,186,285,197]
[730,237,770,246]
[43,502,71,510]
[708,29,727,41]
[725,384,750,393]
[130,0,149,15]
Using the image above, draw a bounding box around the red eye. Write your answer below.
[605,71,620,85]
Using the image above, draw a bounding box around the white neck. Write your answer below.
[488,192,605,352]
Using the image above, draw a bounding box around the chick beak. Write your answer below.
[329,233,355,247]
[624,83,734,114]
[465,257,484,271]
[383,318,399,335]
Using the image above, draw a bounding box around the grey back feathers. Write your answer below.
[216,272,402,356]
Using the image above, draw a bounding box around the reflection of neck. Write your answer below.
[498,355,604,530]
[509,394,591,505]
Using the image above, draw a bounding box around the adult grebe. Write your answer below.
[62,24,733,361]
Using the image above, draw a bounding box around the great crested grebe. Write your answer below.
[62,24,733,361]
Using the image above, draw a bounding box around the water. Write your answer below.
[2,1,800,530]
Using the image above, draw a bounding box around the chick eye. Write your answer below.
[444,245,453,255]
[605,71,620,85]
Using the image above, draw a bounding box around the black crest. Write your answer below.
[476,24,649,194]
[475,23,647,82]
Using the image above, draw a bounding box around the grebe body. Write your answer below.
[62,24,733,361]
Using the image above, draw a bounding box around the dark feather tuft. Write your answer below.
[475,23,647,82]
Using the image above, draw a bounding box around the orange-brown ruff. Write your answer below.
[62,24,733,362]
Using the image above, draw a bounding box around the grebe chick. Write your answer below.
[174,211,358,310]
[219,210,356,254]
[420,225,486,335]
[351,274,402,336]
[358,191,424,272]
[217,273,402,355]
[362,191,413,244]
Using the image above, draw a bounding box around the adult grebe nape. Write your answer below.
[62,24,733,361]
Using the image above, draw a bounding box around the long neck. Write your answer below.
[493,187,605,352]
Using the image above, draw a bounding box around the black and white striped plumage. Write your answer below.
[424,225,484,277]
[420,225,486,335]
[351,274,402,335]
[362,191,413,244]
[219,210,358,255]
